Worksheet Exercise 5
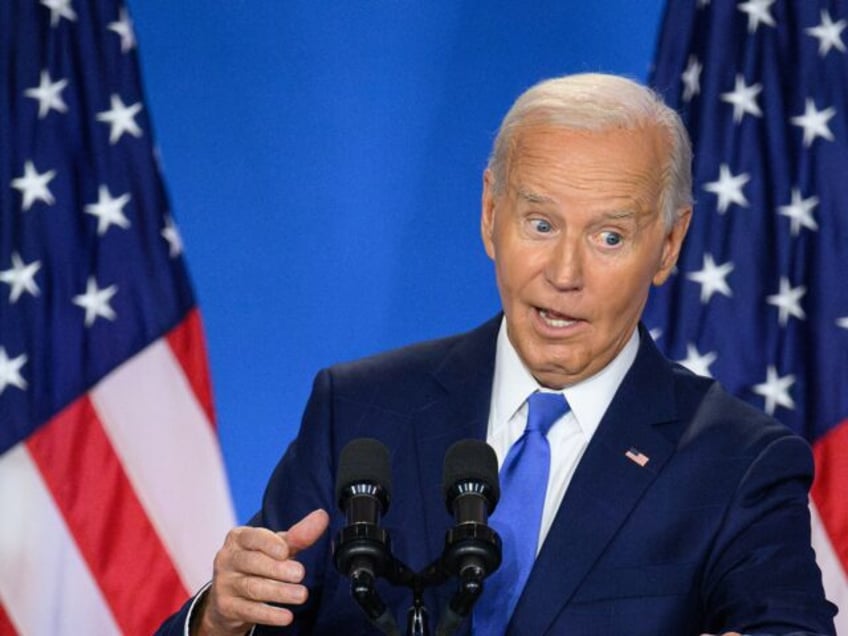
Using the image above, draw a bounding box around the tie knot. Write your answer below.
[526,391,569,436]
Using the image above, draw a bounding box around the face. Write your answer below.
[481,125,691,389]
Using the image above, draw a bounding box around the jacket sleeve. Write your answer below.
[249,368,339,632]
[701,434,837,635]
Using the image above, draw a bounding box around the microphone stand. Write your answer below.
[334,438,502,636]
[338,520,500,636]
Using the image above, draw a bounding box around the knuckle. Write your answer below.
[224,526,244,546]
[229,548,253,574]
[243,576,262,602]
[212,552,229,578]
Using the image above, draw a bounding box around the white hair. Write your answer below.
[487,73,693,227]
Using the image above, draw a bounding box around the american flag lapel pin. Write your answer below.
[625,447,650,467]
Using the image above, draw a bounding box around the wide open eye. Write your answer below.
[531,218,553,234]
[599,230,623,247]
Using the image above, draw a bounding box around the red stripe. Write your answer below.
[811,417,848,573]
[26,397,189,634]
[166,308,216,427]
[0,603,18,636]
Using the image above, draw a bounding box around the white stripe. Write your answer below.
[0,444,121,635]
[810,501,848,634]
[91,337,235,592]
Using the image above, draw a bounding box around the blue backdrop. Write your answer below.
[129,2,666,522]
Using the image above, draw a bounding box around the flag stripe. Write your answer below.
[0,603,17,636]
[91,317,234,592]
[26,397,188,635]
[811,501,848,635]
[812,419,848,572]
[0,444,121,635]
[166,308,216,428]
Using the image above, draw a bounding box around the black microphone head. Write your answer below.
[442,439,500,513]
[335,438,392,509]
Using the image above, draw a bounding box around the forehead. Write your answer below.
[506,125,666,210]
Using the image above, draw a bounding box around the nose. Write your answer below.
[544,236,583,291]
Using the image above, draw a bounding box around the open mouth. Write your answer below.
[537,308,578,328]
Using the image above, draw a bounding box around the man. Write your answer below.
[158,73,836,635]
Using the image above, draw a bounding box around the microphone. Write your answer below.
[332,438,399,635]
[437,440,502,635]
[444,440,499,523]
[333,437,393,579]
[441,439,501,579]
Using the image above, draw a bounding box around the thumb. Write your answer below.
[281,509,330,556]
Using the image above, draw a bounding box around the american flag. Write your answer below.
[646,0,847,629]
[0,1,234,633]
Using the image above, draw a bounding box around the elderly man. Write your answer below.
[158,73,836,635]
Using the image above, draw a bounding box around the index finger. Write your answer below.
[231,525,291,561]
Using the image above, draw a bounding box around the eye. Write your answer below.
[530,218,553,234]
[599,230,623,247]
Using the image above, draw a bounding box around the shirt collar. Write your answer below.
[490,318,640,440]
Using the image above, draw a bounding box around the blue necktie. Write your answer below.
[473,391,569,635]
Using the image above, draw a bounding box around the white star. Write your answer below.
[161,215,183,257]
[108,7,136,53]
[0,347,28,395]
[649,327,663,341]
[84,185,131,236]
[805,9,847,57]
[40,0,77,27]
[686,253,734,303]
[766,277,806,327]
[96,94,143,144]
[778,188,819,236]
[697,0,711,7]
[0,253,42,303]
[24,70,69,119]
[72,276,118,327]
[837,316,848,329]
[738,0,777,34]
[721,74,763,123]
[703,164,750,214]
[791,98,836,147]
[11,161,57,211]
[678,343,717,378]
[681,55,702,102]
[752,365,795,416]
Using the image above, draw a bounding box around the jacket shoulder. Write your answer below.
[669,360,811,461]
[320,316,500,402]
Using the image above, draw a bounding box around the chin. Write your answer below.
[534,374,571,390]
[524,356,580,388]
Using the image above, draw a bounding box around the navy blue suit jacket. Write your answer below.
[158,316,836,635]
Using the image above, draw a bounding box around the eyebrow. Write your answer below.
[516,187,640,220]
[603,210,638,221]
[516,187,556,205]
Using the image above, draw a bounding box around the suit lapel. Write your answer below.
[510,327,682,634]
[412,316,500,567]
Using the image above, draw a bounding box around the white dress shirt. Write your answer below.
[485,319,640,553]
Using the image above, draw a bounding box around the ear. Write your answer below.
[652,207,692,286]
[481,169,497,260]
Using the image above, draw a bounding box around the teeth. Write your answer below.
[539,309,575,328]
